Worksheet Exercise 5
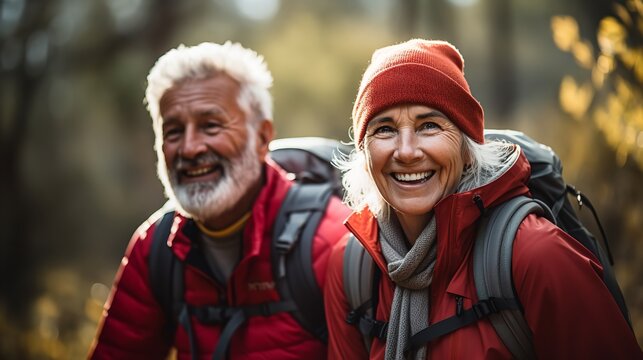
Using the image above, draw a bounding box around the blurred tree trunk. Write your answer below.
[487,0,516,122]
[0,0,182,328]
[0,0,52,321]
[399,0,457,41]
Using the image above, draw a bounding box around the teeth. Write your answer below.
[186,167,213,177]
[394,171,431,182]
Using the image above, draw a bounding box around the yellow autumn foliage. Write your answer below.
[553,3,643,170]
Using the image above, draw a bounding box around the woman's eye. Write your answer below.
[372,125,395,135]
[419,122,441,132]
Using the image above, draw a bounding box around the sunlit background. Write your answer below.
[1,0,641,358]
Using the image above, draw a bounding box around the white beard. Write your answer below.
[162,132,262,222]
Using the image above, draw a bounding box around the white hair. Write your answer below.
[457,136,517,192]
[336,134,517,218]
[145,41,273,203]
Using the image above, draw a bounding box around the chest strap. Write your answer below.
[346,296,520,354]
[345,298,388,340]
[178,300,298,360]
[405,297,520,353]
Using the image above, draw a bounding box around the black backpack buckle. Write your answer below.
[473,298,499,318]
[346,310,360,325]
[366,319,388,339]
[275,212,310,254]
[192,305,234,324]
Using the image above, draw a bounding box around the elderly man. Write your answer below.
[89,42,350,359]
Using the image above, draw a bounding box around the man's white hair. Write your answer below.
[146,41,273,128]
[336,134,517,218]
[144,41,273,203]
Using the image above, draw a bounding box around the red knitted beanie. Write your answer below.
[352,39,484,148]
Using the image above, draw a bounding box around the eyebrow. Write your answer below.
[197,108,223,117]
[416,110,448,120]
[366,116,394,128]
[162,115,179,125]
[367,109,448,128]
[162,108,224,124]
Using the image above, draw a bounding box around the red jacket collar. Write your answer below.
[345,147,532,297]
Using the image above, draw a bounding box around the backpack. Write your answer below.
[148,137,351,360]
[343,129,631,359]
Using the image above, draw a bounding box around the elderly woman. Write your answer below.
[324,39,641,359]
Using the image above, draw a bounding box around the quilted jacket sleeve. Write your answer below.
[88,222,172,360]
[512,214,642,359]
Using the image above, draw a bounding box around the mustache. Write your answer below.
[173,151,225,171]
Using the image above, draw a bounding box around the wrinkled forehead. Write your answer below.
[158,74,242,112]
[372,104,448,119]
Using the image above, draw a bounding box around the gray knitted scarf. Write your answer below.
[379,215,438,360]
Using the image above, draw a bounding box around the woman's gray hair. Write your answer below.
[457,136,517,193]
[336,134,517,218]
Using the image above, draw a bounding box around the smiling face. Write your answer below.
[159,73,272,226]
[364,104,466,238]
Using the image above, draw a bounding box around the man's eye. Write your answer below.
[163,128,182,140]
[204,121,222,132]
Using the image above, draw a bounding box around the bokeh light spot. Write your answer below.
[235,0,280,21]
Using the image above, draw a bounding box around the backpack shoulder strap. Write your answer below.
[473,195,553,360]
[271,182,334,341]
[148,211,184,336]
[343,235,375,318]
[343,235,385,351]
[565,186,632,326]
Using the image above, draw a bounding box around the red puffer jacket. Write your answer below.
[90,160,351,360]
[325,149,641,359]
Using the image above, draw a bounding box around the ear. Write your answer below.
[255,119,274,161]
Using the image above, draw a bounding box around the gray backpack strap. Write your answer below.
[272,182,334,341]
[343,235,374,318]
[343,235,387,351]
[473,195,554,360]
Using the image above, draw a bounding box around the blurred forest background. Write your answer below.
[0,0,641,358]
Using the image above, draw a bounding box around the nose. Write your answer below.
[179,126,207,159]
[394,128,422,163]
